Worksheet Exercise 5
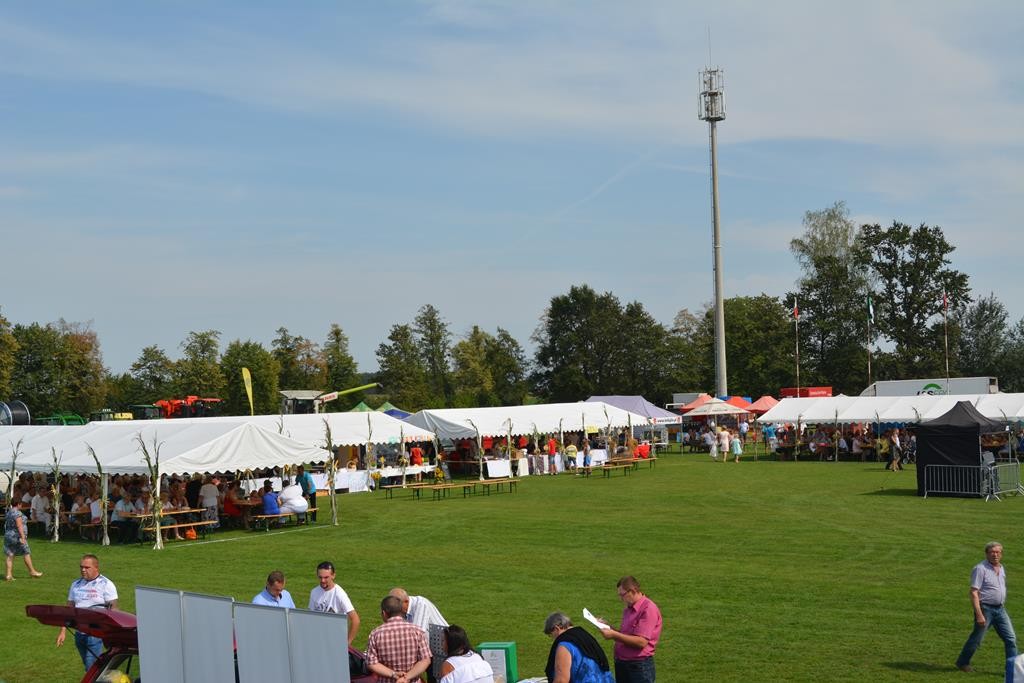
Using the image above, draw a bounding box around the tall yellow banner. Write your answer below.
[241,367,254,416]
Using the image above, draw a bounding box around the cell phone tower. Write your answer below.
[698,66,728,397]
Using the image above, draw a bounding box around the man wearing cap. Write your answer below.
[252,570,295,608]
[956,541,1018,672]
[56,554,119,671]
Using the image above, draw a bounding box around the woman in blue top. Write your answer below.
[544,612,613,683]
[260,480,280,515]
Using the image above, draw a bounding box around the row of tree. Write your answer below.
[3,202,1023,417]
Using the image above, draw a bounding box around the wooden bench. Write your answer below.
[382,483,433,500]
[479,478,518,495]
[430,482,476,501]
[602,464,632,478]
[638,456,657,469]
[250,507,318,532]
[142,519,218,540]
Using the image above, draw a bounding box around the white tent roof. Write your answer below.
[756,398,827,424]
[3,421,329,476]
[758,393,1024,425]
[405,402,649,440]
[86,412,434,448]
[0,412,436,476]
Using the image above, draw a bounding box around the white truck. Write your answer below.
[860,376,998,396]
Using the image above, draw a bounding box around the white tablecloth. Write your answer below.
[484,460,511,478]
[242,470,371,495]
[370,464,434,478]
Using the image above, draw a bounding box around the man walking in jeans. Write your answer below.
[956,541,1017,672]
[600,575,661,682]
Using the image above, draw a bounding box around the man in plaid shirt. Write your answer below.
[366,594,432,682]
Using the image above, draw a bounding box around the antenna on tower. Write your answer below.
[698,65,727,396]
[707,26,713,66]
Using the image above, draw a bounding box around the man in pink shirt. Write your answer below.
[601,575,661,682]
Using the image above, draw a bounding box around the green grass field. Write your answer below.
[3,451,1023,682]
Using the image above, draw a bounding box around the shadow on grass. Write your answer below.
[882,661,957,674]
[862,486,919,496]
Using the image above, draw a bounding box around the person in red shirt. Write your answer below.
[409,443,424,482]
[547,436,559,475]
[600,575,662,682]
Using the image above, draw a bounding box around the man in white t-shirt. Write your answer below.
[308,560,360,645]
[56,554,118,671]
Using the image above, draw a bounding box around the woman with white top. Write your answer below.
[439,625,494,683]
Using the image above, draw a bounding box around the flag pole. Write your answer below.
[943,288,950,394]
[793,297,801,396]
[866,294,873,388]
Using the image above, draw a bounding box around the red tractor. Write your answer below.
[153,395,222,419]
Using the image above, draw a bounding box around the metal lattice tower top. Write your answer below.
[698,68,726,122]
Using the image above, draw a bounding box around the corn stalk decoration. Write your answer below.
[135,434,164,550]
[85,446,112,548]
[466,418,484,481]
[50,447,63,543]
[433,436,446,482]
[399,425,408,487]
[6,437,23,502]
[322,418,339,526]
[505,419,516,478]
[365,413,374,477]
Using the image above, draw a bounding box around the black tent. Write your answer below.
[915,401,1005,497]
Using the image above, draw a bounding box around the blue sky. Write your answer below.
[1,1,1022,375]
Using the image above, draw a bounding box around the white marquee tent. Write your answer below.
[405,402,649,441]
[0,412,436,477]
[758,393,1024,425]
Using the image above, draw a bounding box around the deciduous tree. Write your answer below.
[0,308,17,399]
[853,221,970,378]
[788,202,871,393]
[220,340,281,415]
[532,285,624,401]
[171,330,226,397]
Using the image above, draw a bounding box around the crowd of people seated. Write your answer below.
[1,467,323,541]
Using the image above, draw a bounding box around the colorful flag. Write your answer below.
[867,295,874,324]
[792,299,799,320]
[942,288,948,313]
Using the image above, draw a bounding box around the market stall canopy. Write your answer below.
[376,402,412,420]
[682,398,750,417]
[747,396,779,415]
[585,396,682,424]
[724,396,753,410]
[349,401,373,412]
[404,402,649,441]
[679,393,713,412]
